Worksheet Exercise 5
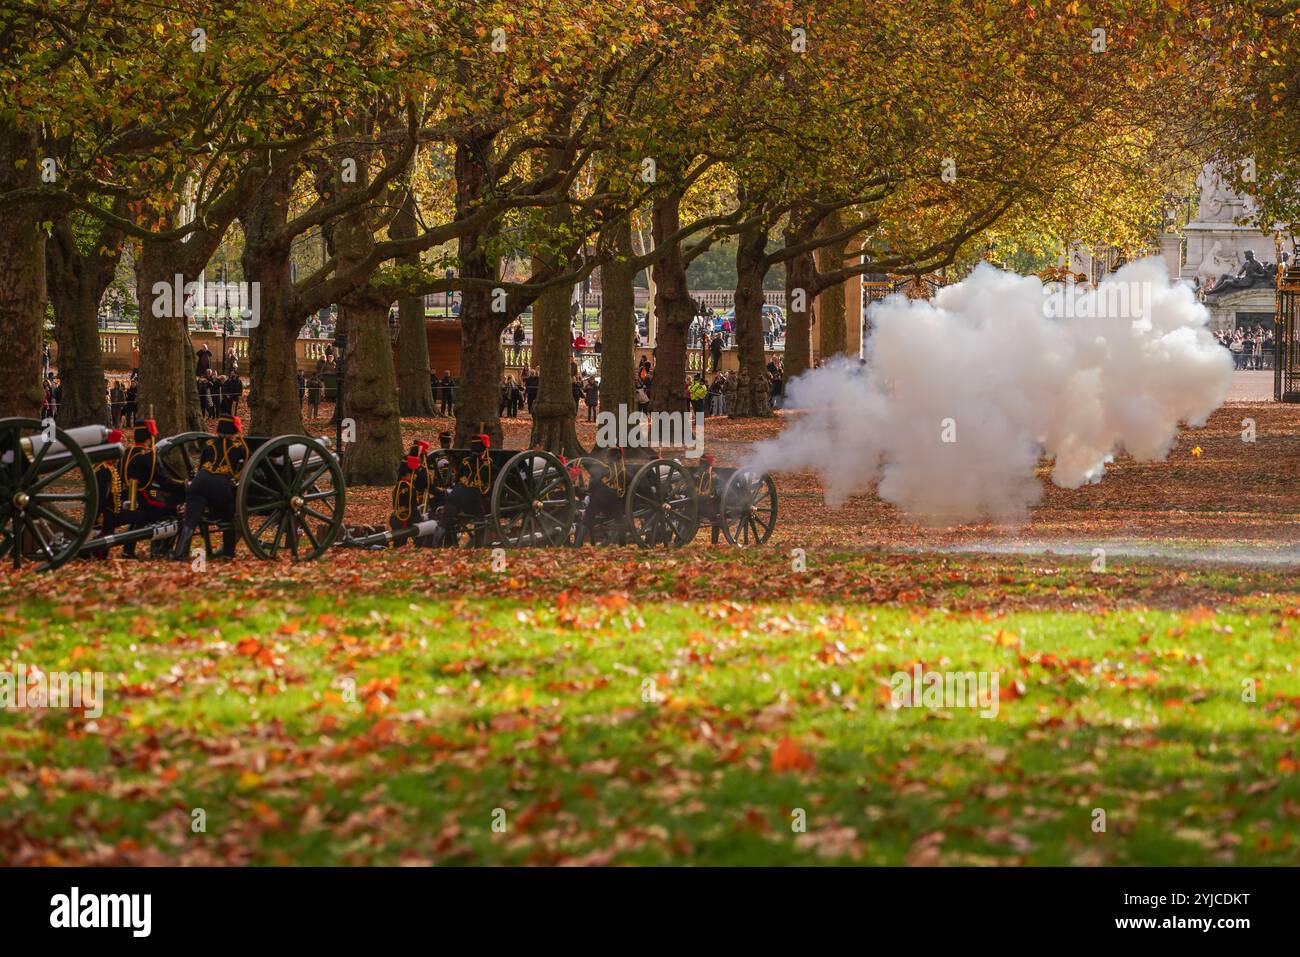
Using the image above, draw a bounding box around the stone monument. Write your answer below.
[1165,163,1279,332]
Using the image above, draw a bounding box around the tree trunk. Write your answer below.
[528,185,582,457]
[785,246,814,379]
[132,186,237,434]
[598,217,636,415]
[340,289,402,484]
[51,287,108,426]
[392,189,435,416]
[457,306,505,448]
[528,274,582,456]
[0,117,47,419]
[730,223,772,418]
[45,215,120,427]
[134,244,191,434]
[240,165,304,436]
[647,192,692,414]
[452,129,506,448]
[815,209,848,359]
[182,329,203,431]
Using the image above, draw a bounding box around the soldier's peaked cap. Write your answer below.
[133,419,158,443]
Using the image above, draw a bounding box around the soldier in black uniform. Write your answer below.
[120,419,185,557]
[89,429,125,557]
[694,453,724,544]
[435,434,493,547]
[422,431,455,522]
[408,440,432,516]
[172,414,248,560]
[575,447,627,545]
[388,450,422,543]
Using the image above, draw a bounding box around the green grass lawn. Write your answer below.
[2,550,1299,865]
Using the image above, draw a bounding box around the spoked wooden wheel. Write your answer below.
[625,459,698,548]
[236,435,345,561]
[0,417,98,571]
[491,450,576,547]
[719,469,777,546]
[156,432,211,485]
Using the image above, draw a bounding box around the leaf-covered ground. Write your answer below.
[3,399,1300,865]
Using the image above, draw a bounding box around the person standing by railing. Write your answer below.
[221,371,243,416]
[524,367,539,415]
[511,320,526,364]
[439,369,455,416]
[707,374,721,416]
[307,373,323,418]
[109,379,125,428]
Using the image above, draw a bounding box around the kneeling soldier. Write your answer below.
[172,415,248,561]
[436,434,493,547]
[121,420,185,557]
[577,455,626,548]
[388,451,422,542]
[694,453,723,544]
[90,430,125,556]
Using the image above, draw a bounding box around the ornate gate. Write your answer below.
[1273,256,1300,402]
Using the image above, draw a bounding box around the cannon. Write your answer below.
[570,448,778,549]
[3,414,775,569]
[0,417,345,570]
[343,447,576,550]
[365,443,780,551]
[0,419,122,570]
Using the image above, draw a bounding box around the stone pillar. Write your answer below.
[845,238,864,358]
[1159,234,1183,280]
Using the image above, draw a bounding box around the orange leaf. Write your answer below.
[770,737,815,773]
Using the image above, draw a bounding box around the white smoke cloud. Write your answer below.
[747,258,1234,524]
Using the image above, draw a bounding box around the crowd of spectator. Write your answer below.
[1216,325,1275,370]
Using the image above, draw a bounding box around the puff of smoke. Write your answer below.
[746,258,1233,525]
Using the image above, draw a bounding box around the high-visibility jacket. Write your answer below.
[688,380,707,402]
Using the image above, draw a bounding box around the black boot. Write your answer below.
[219,532,238,559]
[171,524,197,561]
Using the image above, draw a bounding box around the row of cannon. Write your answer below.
[0,417,777,572]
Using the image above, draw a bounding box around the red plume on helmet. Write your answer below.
[478,434,491,450]
[405,455,420,471]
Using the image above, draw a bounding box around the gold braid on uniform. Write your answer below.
[695,467,713,497]
[392,476,413,523]
[460,454,492,494]
[610,456,626,496]
[211,435,248,477]
[124,445,157,487]
[95,462,122,514]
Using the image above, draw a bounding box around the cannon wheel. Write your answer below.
[625,459,698,548]
[719,469,778,546]
[0,417,98,571]
[236,435,345,561]
[156,431,212,485]
[491,450,576,547]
